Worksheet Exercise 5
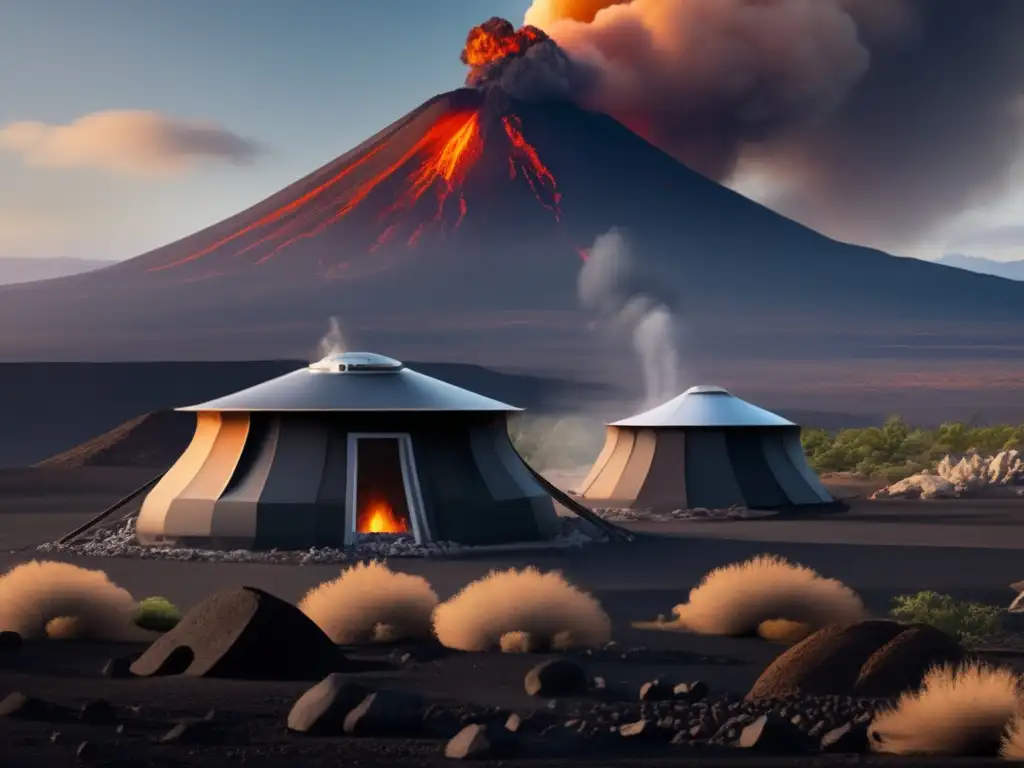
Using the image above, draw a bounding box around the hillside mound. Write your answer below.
[34,410,195,469]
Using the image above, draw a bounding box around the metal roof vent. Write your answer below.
[683,385,730,395]
[308,351,404,374]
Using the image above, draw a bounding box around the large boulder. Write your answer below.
[748,621,904,700]
[130,586,342,680]
[748,620,961,700]
[853,623,964,698]
[871,473,959,500]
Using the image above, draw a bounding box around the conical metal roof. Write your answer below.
[610,385,794,428]
[179,352,521,413]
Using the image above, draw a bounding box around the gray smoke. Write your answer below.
[516,0,1024,251]
[314,316,347,360]
[578,227,680,408]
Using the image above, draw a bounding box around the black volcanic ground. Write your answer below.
[0,87,1021,389]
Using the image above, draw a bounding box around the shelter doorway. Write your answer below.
[345,433,427,545]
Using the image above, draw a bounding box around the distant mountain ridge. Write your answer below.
[936,253,1024,281]
[0,257,117,285]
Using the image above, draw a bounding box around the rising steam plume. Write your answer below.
[315,316,347,360]
[578,228,680,409]
[486,1,1024,251]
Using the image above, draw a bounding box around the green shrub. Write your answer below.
[889,591,1002,645]
[801,416,1024,479]
[134,596,182,633]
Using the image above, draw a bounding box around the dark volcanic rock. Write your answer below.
[854,623,964,698]
[159,718,222,744]
[619,718,673,742]
[78,700,117,725]
[524,659,588,698]
[0,692,69,721]
[130,586,341,680]
[747,620,908,699]
[735,714,810,754]
[423,705,463,739]
[342,690,425,737]
[674,681,709,703]
[0,631,22,651]
[639,679,675,701]
[102,654,139,679]
[287,674,372,735]
[821,721,870,753]
[445,723,518,760]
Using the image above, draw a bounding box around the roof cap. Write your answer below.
[610,384,795,428]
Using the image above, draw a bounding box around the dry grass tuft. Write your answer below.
[0,560,143,641]
[871,663,1023,756]
[298,561,439,644]
[1001,710,1024,759]
[432,567,611,652]
[634,554,867,637]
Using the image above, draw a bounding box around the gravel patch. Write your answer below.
[36,515,603,564]
[590,506,777,523]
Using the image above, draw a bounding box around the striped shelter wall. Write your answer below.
[137,411,561,551]
[579,425,833,510]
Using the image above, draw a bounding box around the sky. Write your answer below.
[0,0,1020,264]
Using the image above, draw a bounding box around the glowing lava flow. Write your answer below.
[149,105,562,271]
[503,115,561,220]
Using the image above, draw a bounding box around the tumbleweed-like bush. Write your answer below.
[0,560,143,641]
[432,566,611,652]
[635,554,868,638]
[870,663,1023,756]
[298,560,439,644]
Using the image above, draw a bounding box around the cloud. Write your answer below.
[0,110,263,177]
[948,224,1024,252]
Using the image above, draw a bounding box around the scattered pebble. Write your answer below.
[37,516,600,563]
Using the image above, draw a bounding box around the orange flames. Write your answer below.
[461,18,547,69]
[150,104,561,272]
[360,499,409,535]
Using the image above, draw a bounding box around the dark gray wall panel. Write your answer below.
[725,429,789,508]
[683,429,745,509]
[759,429,822,505]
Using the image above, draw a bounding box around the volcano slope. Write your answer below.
[1,86,1022,376]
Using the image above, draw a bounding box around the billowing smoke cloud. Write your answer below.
[314,316,347,360]
[489,1,1024,251]
[460,17,590,102]
[578,228,680,409]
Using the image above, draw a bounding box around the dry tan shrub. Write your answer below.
[298,561,439,644]
[1001,710,1024,759]
[634,554,867,636]
[871,663,1023,756]
[0,560,142,641]
[432,567,611,652]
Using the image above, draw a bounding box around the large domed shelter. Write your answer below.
[137,352,585,550]
[577,385,835,512]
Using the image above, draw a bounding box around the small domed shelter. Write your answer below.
[137,352,572,550]
[578,385,834,511]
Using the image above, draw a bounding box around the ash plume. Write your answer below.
[460,16,589,102]
[502,1,1024,251]
[314,316,347,360]
[578,228,680,409]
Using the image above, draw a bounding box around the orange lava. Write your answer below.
[149,104,562,270]
[360,499,409,534]
[461,18,546,68]
[503,115,561,219]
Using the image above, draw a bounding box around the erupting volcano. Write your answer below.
[0,15,1022,373]
[145,19,567,275]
